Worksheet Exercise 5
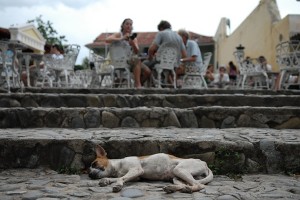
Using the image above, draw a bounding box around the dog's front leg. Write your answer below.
[113,167,144,192]
[99,177,118,187]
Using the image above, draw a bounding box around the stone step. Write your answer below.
[0,128,299,176]
[1,106,300,129]
[1,93,300,108]
[11,87,300,95]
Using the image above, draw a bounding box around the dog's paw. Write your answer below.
[163,185,177,194]
[180,186,193,193]
[99,178,111,187]
[112,184,123,192]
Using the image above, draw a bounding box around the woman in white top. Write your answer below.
[105,18,151,88]
[50,44,64,59]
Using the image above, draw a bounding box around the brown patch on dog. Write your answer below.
[93,145,109,168]
[96,145,107,157]
[94,157,109,168]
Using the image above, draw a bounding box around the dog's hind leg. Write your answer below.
[163,177,203,193]
[169,162,206,193]
[163,177,190,193]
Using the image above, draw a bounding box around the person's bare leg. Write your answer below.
[141,63,151,86]
[21,71,28,87]
[274,73,280,91]
[176,65,185,79]
[175,65,185,87]
[133,63,142,88]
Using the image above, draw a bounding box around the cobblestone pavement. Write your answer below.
[0,168,299,200]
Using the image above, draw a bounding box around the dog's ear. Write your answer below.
[95,145,107,157]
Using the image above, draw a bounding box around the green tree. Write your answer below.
[74,57,89,71]
[82,57,89,69]
[27,15,67,46]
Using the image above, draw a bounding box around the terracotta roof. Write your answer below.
[85,31,214,50]
[189,31,214,45]
[0,27,10,40]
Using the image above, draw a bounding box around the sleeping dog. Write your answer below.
[89,145,213,193]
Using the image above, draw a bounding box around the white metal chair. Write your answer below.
[17,52,44,87]
[0,49,19,91]
[182,52,212,89]
[234,52,269,89]
[70,69,93,88]
[89,51,114,88]
[152,43,180,88]
[0,41,24,92]
[109,41,132,88]
[40,44,80,88]
[276,40,300,90]
[61,44,80,87]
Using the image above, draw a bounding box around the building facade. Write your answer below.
[214,0,300,71]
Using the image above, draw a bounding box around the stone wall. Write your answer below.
[1,106,300,129]
[1,128,299,175]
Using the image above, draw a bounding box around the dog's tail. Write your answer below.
[198,165,213,184]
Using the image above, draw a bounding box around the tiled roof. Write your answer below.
[0,27,10,40]
[85,31,214,49]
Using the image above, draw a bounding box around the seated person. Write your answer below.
[50,44,64,59]
[176,29,202,86]
[21,45,50,86]
[228,61,238,84]
[205,64,215,86]
[105,18,151,88]
[256,55,272,72]
[257,55,275,88]
[213,65,230,88]
[144,20,186,86]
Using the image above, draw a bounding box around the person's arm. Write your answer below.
[180,55,196,62]
[105,33,129,43]
[206,70,214,81]
[148,43,158,60]
[129,38,139,54]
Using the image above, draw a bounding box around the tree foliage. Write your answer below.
[82,56,90,69]
[27,15,67,45]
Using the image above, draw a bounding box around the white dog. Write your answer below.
[89,145,213,193]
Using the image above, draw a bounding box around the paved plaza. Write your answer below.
[0,168,299,200]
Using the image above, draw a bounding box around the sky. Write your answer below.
[0,0,299,65]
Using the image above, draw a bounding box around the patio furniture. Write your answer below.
[152,43,180,88]
[182,52,212,89]
[89,51,114,88]
[17,52,43,87]
[70,69,93,88]
[109,41,132,88]
[234,45,269,89]
[41,44,80,88]
[0,40,26,92]
[276,40,300,90]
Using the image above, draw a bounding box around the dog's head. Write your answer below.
[88,145,110,179]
